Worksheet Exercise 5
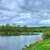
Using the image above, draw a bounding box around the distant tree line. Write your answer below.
[0,24,50,37]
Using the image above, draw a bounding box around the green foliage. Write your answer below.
[0,25,50,36]
[43,31,50,39]
[22,39,50,50]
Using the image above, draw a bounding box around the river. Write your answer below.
[0,33,43,50]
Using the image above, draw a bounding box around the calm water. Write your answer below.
[0,35,42,50]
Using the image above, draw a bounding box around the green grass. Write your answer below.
[22,39,50,50]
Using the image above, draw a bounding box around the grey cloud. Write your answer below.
[0,0,50,26]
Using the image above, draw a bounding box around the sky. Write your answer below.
[0,0,50,26]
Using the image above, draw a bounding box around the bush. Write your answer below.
[43,32,50,39]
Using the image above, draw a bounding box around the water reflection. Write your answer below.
[0,34,42,50]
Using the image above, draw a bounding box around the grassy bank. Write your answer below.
[22,39,50,50]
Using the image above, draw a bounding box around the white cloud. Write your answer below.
[40,19,50,25]
[20,13,31,18]
[16,21,24,23]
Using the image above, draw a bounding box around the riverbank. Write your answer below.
[22,39,50,50]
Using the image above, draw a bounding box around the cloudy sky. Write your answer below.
[0,0,50,26]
